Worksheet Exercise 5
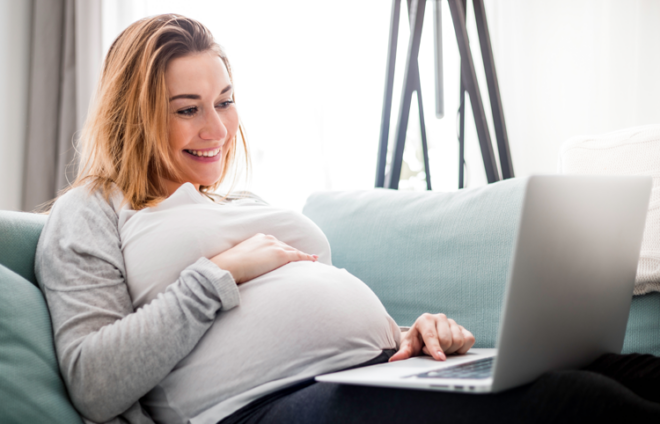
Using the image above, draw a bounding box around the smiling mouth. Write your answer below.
[184,148,221,158]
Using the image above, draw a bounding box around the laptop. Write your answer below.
[316,175,652,393]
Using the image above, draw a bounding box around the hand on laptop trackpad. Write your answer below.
[385,349,495,369]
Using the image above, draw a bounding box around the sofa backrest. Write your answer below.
[303,178,527,348]
[0,210,47,286]
[303,178,660,355]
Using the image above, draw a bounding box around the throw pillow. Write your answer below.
[558,124,660,294]
[0,264,83,424]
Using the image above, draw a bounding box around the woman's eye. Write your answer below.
[177,107,198,116]
[216,100,234,109]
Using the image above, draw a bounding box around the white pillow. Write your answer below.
[558,124,660,295]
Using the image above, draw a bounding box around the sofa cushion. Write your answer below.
[0,264,83,424]
[0,211,47,286]
[303,178,660,355]
[623,292,660,355]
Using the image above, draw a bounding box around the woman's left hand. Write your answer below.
[389,313,475,362]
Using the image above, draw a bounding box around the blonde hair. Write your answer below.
[72,14,248,210]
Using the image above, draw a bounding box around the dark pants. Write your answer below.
[220,352,660,424]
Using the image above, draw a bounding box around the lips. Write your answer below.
[183,147,222,162]
[184,147,221,158]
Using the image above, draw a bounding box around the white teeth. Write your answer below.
[188,148,221,157]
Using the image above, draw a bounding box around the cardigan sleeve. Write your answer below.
[35,186,240,423]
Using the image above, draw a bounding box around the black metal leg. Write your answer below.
[447,0,499,183]
[386,0,426,189]
[376,0,401,188]
[458,80,466,189]
[433,0,444,119]
[472,0,514,179]
[414,63,432,190]
[408,0,432,191]
[458,0,467,189]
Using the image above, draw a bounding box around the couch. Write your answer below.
[2,177,659,423]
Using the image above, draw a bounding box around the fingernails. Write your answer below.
[312,255,318,260]
[437,351,446,361]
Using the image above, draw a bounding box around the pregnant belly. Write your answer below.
[153,261,399,418]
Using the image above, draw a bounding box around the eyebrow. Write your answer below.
[169,84,232,101]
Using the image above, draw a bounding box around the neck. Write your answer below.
[161,178,200,197]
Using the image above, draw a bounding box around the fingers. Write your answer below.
[389,341,413,362]
[280,243,317,263]
[417,313,447,361]
[446,318,465,355]
[256,234,318,263]
[288,246,318,262]
[456,326,476,354]
[389,327,422,362]
[403,313,477,362]
[212,234,318,284]
[384,314,477,363]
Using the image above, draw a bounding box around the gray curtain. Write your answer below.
[22,0,78,212]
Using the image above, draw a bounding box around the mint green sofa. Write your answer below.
[2,177,659,423]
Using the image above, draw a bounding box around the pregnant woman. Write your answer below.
[36,14,660,424]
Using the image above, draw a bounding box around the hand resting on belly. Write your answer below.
[210,232,318,284]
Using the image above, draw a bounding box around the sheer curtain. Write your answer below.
[21,0,103,212]
[0,0,30,212]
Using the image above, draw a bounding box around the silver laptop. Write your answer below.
[316,175,652,394]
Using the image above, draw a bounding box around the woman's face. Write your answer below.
[162,51,238,195]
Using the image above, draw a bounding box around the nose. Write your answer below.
[199,107,228,142]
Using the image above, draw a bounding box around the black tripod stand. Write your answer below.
[375,0,514,190]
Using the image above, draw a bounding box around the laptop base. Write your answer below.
[316,348,496,393]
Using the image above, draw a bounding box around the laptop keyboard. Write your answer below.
[415,357,494,380]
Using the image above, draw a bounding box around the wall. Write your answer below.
[0,0,31,211]
[488,0,660,178]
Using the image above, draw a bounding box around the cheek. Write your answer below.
[226,110,240,136]
[168,120,192,151]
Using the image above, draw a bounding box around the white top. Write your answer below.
[118,183,400,424]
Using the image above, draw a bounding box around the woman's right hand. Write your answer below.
[210,233,318,284]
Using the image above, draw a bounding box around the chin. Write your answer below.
[188,168,224,188]
[197,174,223,188]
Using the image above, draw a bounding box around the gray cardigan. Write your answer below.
[35,186,240,424]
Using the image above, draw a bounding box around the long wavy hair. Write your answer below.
[70,14,248,210]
